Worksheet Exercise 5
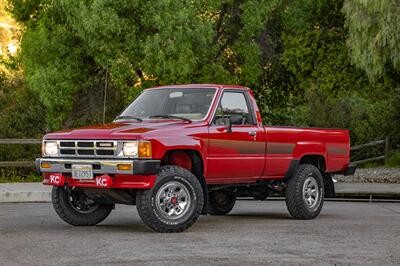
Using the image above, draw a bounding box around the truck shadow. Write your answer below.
[223,212,291,220]
[93,212,292,233]
[97,223,152,233]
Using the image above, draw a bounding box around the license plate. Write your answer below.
[71,164,93,180]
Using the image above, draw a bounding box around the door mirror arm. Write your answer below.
[227,122,233,133]
[227,114,243,133]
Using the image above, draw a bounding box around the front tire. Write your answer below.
[285,164,324,219]
[208,190,236,215]
[136,166,204,233]
[52,186,113,226]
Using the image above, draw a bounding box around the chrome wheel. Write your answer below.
[302,175,320,210]
[155,180,191,220]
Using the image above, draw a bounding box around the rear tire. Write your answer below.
[52,186,113,226]
[208,190,236,215]
[285,164,324,219]
[136,166,204,233]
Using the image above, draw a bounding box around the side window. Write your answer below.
[214,91,252,125]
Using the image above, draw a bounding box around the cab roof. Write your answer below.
[145,84,249,90]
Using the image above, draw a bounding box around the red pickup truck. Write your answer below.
[36,84,355,232]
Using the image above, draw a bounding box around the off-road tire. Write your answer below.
[208,190,236,215]
[136,165,204,233]
[52,186,113,226]
[285,164,324,219]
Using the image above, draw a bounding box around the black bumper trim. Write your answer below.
[132,160,161,175]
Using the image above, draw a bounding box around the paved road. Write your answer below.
[0,201,399,266]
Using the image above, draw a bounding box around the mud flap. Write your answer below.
[323,173,336,198]
[201,183,208,215]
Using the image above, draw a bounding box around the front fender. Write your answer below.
[151,137,206,163]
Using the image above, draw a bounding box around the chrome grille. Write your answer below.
[58,140,117,157]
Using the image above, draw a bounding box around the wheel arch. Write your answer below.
[299,154,326,172]
[161,149,208,214]
[161,149,204,175]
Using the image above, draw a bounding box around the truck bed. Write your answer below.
[263,126,350,178]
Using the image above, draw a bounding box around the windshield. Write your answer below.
[117,88,217,121]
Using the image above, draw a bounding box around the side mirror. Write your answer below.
[227,114,242,132]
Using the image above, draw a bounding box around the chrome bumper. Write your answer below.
[36,158,161,175]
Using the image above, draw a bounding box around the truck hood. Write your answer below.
[44,120,201,140]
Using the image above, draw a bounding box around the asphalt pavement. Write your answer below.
[0,200,399,265]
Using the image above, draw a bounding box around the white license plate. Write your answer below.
[71,164,93,180]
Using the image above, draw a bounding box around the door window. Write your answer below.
[214,91,252,125]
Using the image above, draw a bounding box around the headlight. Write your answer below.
[123,142,138,157]
[123,141,152,158]
[44,141,58,156]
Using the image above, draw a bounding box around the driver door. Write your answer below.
[206,90,266,183]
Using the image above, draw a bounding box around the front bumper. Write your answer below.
[36,158,161,189]
[36,158,160,175]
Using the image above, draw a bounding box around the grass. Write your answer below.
[386,151,400,168]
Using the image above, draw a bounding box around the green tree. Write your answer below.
[8,0,286,129]
[343,0,400,80]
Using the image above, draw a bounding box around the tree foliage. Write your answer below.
[343,0,400,80]
[8,0,285,128]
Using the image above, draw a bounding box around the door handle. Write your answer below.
[248,131,257,141]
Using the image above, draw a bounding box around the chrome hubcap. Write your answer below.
[302,175,320,209]
[155,180,191,219]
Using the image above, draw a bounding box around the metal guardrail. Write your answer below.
[0,137,394,167]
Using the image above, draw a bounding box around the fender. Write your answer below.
[150,136,208,172]
[292,141,327,162]
[284,141,327,181]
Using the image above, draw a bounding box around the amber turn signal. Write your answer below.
[138,141,152,158]
[41,162,51,169]
[117,164,132,171]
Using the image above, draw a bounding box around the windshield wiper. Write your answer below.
[149,115,192,123]
[114,115,143,122]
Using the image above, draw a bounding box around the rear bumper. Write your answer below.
[36,158,160,175]
[342,164,357,176]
